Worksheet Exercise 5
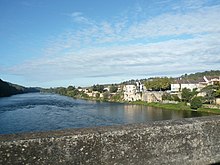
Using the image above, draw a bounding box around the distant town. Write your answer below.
[1,70,220,113]
[41,70,220,113]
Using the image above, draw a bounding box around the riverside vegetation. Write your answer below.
[1,70,220,114]
[42,71,220,114]
[0,79,40,97]
[43,84,220,115]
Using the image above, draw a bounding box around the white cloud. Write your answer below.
[7,32,220,82]
[4,2,220,86]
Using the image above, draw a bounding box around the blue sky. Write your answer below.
[0,0,220,87]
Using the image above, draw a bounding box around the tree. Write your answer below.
[95,93,100,99]
[215,89,220,98]
[92,84,104,93]
[67,86,75,91]
[190,97,203,109]
[201,85,216,104]
[103,91,110,101]
[172,94,181,102]
[110,85,118,93]
[181,88,198,103]
[111,93,122,102]
[162,93,172,101]
[181,88,192,102]
[144,77,171,91]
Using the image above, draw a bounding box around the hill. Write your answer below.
[180,70,220,81]
[0,79,40,97]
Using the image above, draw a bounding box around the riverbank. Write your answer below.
[130,101,220,114]
[46,92,220,115]
[74,95,220,114]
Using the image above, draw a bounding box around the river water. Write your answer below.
[0,93,212,134]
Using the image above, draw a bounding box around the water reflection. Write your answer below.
[0,93,212,134]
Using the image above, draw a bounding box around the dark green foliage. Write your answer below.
[181,70,220,80]
[162,93,180,101]
[111,93,123,102]
[144,77,171,91]
[109,85,118,93]
[181,88,198,103]
[43,86,89,99]
[215,89,220,98]
[95,93,100,99]
[201,85,219,104]
[173,95,181,102]
[103,91,110,101]
[67,86,75,91]
[0,79,20,97]
[92,84,104,93]
[190,97,203,109]
[162,93,172,101]
[0,79,39,97]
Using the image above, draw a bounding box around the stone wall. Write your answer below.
[142,91,163,102]
[216,98,220,105]
[1,116,220,165]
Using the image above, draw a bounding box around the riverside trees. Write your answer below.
[144,77,171,91]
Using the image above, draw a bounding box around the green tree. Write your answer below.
[181,88,192,102]
[110,85,118,93]
[67,86,75,91]
[144,77,171,91]
[103,91,110,101]
[162,93,172,101]
[92,84,104,93]
[95,92,100,99]
[201,85,216,104]
[215,89,220,98]
[172,94,181,102]
[111,93,123,102]
[190,97,203,109]
[181,88,198,103]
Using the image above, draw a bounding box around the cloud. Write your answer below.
[6,32,220,81]
[68,12,94,25]
[4,1,220,85]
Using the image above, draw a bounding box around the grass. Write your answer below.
[197,107,220,114]
[130,101,220,114]
[67,93,220,115]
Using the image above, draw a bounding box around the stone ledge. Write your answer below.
[1,116,220,164]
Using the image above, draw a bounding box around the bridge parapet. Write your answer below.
[0,116,220,164]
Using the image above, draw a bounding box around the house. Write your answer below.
[171,76,220,93]
[123,84,142,101]
[171,79,202,93]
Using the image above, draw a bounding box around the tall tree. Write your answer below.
[181,88,198,103]
[144,77,171,91]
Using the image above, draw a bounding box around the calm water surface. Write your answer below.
[0,93,212,134]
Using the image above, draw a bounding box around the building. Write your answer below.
[142,91,163,103]
[171,76,220,93]
[123,84,142,101]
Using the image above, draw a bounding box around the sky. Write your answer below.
[0,0,220,87]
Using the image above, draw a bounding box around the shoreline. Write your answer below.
[80,97,220,115]
[47,92,220,115]
[129,101,220,115]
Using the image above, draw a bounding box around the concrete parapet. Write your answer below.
[1,116,220,164]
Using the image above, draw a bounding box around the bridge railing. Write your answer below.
[1,116,220,164]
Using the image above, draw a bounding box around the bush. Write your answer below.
[190,97,203,109]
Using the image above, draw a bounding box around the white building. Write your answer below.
[171,83,200,93]
[123,84,142,101]
[171,76,220,93]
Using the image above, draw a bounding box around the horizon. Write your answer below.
[1,69,219,88]
[1,0,220,88]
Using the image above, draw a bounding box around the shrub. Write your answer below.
[190,97,203,109]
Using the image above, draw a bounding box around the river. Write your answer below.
[0,92,212,134]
